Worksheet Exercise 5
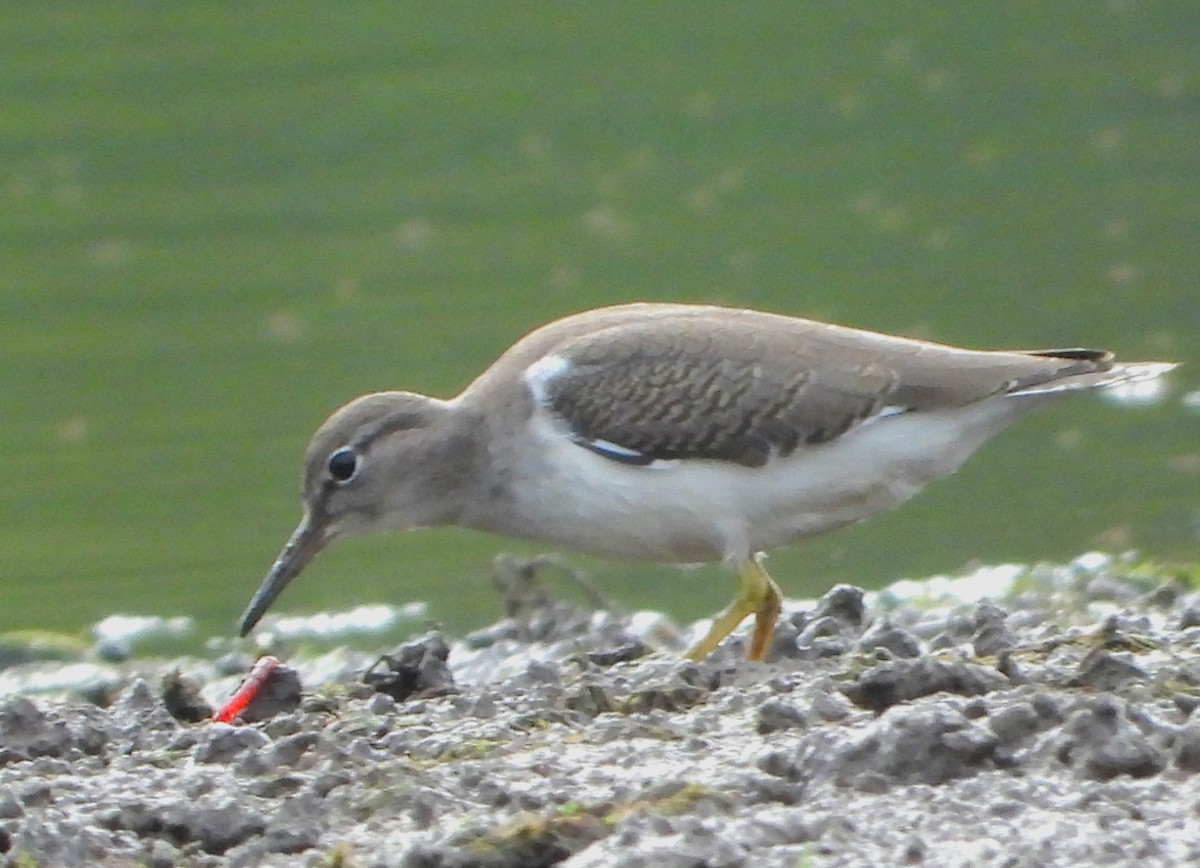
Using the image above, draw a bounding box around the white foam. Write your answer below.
[92,614,193,644]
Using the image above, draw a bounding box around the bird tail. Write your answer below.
[1008,359,1178,397]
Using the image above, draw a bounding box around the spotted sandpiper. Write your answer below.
[237,303,1175,660]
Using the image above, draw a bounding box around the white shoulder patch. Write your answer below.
[523,353,572,404]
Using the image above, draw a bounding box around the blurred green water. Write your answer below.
[2,2,1197,645]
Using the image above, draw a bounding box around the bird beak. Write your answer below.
[238,511,332,636]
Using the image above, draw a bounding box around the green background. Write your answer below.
[3,2,1197,644]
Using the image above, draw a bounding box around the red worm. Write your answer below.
[212,656,281,724]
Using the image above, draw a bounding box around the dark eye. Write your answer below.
[327,447,359,483]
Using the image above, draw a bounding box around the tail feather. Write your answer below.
[1009,361,1178,397]
[1025,347,1115,366]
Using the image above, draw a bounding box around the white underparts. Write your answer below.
[487,397,1026,565]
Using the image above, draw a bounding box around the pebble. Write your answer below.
[0,559,1198,866]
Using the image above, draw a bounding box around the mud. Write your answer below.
[3,554,1200,866]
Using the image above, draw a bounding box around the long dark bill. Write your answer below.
[237,512,331,636]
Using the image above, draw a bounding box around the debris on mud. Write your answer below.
[3,554,1200,866]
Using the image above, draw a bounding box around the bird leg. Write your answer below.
[685,553,782,661]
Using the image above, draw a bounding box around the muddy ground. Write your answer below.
[3,554,1200,867]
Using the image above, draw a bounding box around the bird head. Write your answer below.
[237,390,475,636]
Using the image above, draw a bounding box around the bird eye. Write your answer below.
[327,447,359,483]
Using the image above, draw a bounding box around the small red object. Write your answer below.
[213,656,281,724]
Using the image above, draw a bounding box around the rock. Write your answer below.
[0,696,72,761]
[1175,720,1200,772]
[841,657,1009,712]
[160,669,212,723]
[1070,650,1150,691]
[587,640,652,666]
[155,797,268,854]
[972,603,1016,657]
[240,662,304,723]
[755,698,808,734]
[829,705,999,788]
[193,723,270,764]
[810,688,852,722]
[856,621,922,659]
[1049,697,1167,780]
[363,632,456,701]
[817,584,866,627]
[988,701,1047,745]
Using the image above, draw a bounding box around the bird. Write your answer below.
[236,303,1175,661]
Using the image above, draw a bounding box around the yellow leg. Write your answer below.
[685,554,783,662]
